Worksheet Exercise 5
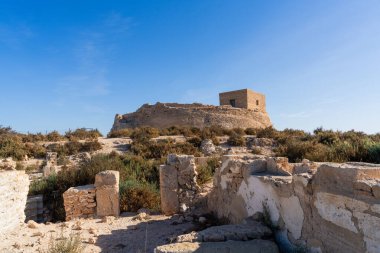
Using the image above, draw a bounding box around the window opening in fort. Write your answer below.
[256,100,259,106]
[229,99,236,107]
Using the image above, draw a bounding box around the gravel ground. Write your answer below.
[0,213,195,253]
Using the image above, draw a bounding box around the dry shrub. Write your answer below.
[65,128,102,140]
[131,138,201,159]
[47,140,102,157]
[44,231,84,253]
[0,134,28,160]
[251,147,262,155]
[227,133,246,147]
[120,180,160,212]
[107,129,133,138]
[245,128,257,135]
[46,131,65,142]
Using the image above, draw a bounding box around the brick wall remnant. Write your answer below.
[63,184,96,221]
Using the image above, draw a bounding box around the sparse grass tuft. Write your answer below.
[44,231,84,253]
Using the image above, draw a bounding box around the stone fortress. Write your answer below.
[219,88,266,112]
[111,88,272,131]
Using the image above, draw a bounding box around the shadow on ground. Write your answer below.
[96,215,195,253]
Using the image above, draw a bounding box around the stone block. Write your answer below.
[372,184,380,199]
[245,158,267,175]
[96,187,119,217]
[266,157,293,176]
[95,170,119,187]
[160,165,179,215]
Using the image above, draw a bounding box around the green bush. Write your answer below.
[196,157,220,185]
[30,153,160,221]
[120,180,160,212]
[0,134,28,160]
[367,143,380,164]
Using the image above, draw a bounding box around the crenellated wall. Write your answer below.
[0,170,30,236]
[207,155,380,253]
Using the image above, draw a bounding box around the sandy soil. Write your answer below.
[1,213,195,253]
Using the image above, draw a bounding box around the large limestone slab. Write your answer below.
[0,170,29,236]
[95,170,120,217]
[313,163,380,196]
[154,239,279,253]
[176,222,272,243]
[160,164,179,215]
[266,157,294,176]
[96,187,119,217]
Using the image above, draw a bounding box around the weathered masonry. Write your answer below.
[219,88,266,112]
[0,170,29,236]
[159,154,380,253]
[112,88,271,131]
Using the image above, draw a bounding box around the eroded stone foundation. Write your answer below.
[207,155,380,253]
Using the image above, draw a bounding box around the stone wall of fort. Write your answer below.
[112,102,272,131]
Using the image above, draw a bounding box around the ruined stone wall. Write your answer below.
[160,154,202,215]
[63,185,96,221]
[25,195,49,223]
[208,155,380,253]
[0,170,30,236]
[112,102,271,131]
[63,170,120,220]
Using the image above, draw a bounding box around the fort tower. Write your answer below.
[219,88,266,112]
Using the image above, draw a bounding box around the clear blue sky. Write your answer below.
[1,0,380,134]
